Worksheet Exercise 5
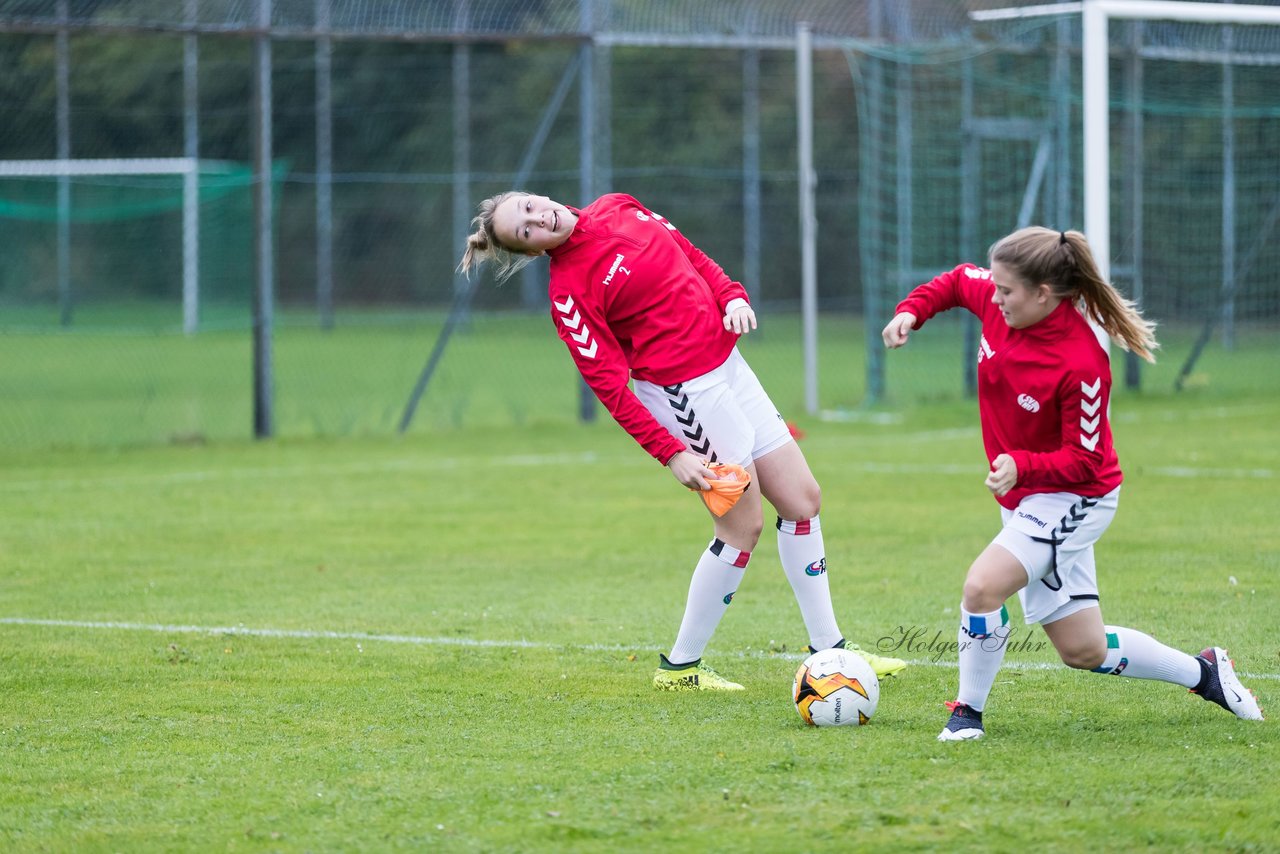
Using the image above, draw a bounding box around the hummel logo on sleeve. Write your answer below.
[553,295,598,358]
[1079,377,1102,451]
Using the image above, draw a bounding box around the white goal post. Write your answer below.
[971,0,1280,282]
[972,1,1280,358]
[1081,1,1280,284]
[0,156,236,334]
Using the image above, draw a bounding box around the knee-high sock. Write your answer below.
[667,539,751,666]
[956,604,1010,712]
[776,515,842,651]
[1091,626,1202,687]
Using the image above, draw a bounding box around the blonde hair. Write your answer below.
[457,190,538,282]
[989,226,1159,362]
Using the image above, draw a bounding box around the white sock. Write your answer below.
[667,539,751,666]
[1092,626,1203,687]
[956,603,1010,712]
[776,515,842,651]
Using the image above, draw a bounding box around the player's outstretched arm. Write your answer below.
[882,311,917,349]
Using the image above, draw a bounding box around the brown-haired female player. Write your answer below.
[883,226,1263,740]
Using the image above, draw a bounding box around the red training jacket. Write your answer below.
[546,193,749,465]
[896,263,1123,509]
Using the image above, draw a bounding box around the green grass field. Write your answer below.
[2,313,1278,850]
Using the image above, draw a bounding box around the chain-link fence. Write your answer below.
[2,1,1278,448]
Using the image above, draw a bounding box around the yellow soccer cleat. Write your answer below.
[809,640,908,679]
[652,654,745,691]
[848,644,908,678]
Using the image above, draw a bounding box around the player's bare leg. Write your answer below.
[756,443,906,678]
[654,464,761,691]
[711,460,764,553]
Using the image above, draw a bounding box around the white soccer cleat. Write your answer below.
[1192,647,1264,721]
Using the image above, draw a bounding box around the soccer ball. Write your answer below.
[793,647,879,727]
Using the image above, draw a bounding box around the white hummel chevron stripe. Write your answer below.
[1079,377,1102,451]
[553,296,597,358]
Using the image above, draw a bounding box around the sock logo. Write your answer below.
[961,606,1008,640]
[804,558,827,577]
[723,593,734,605]
[1110,657,1129,676]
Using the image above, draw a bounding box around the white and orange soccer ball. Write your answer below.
[793,647,879,727]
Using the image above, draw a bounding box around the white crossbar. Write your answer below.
[0,157,197,177]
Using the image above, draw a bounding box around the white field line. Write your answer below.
[2,449,1271,495]
[0,451,616,494]
[1142,466,1274,479]
[811,461,1272,478]
[1111,403,1277,423]
[3,617,1278,681]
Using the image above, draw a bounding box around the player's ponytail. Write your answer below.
[456,190,538,282]
[990,226,1159,363]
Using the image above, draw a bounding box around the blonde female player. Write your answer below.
[459,190,906,691]
[883,226,1263,740]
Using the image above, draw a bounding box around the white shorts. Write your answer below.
[992,487,1121,626]
[633,348,793,467]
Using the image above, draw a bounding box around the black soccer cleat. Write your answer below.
[938,700,985,741]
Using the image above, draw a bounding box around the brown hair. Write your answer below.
[989,226,1159,362]
[457,190,537,282]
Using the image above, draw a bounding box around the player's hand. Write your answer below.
[882,312,917,348]
[667,451,717,491]
[985,453,1018,497]
[723,303,757,335]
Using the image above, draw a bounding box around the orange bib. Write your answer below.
[692,462,751,517]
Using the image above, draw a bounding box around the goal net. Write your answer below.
[851,2,1280,407]
[0,158,256,332]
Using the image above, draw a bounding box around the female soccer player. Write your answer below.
[459,190,906,690]
[882,226,1263,740]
